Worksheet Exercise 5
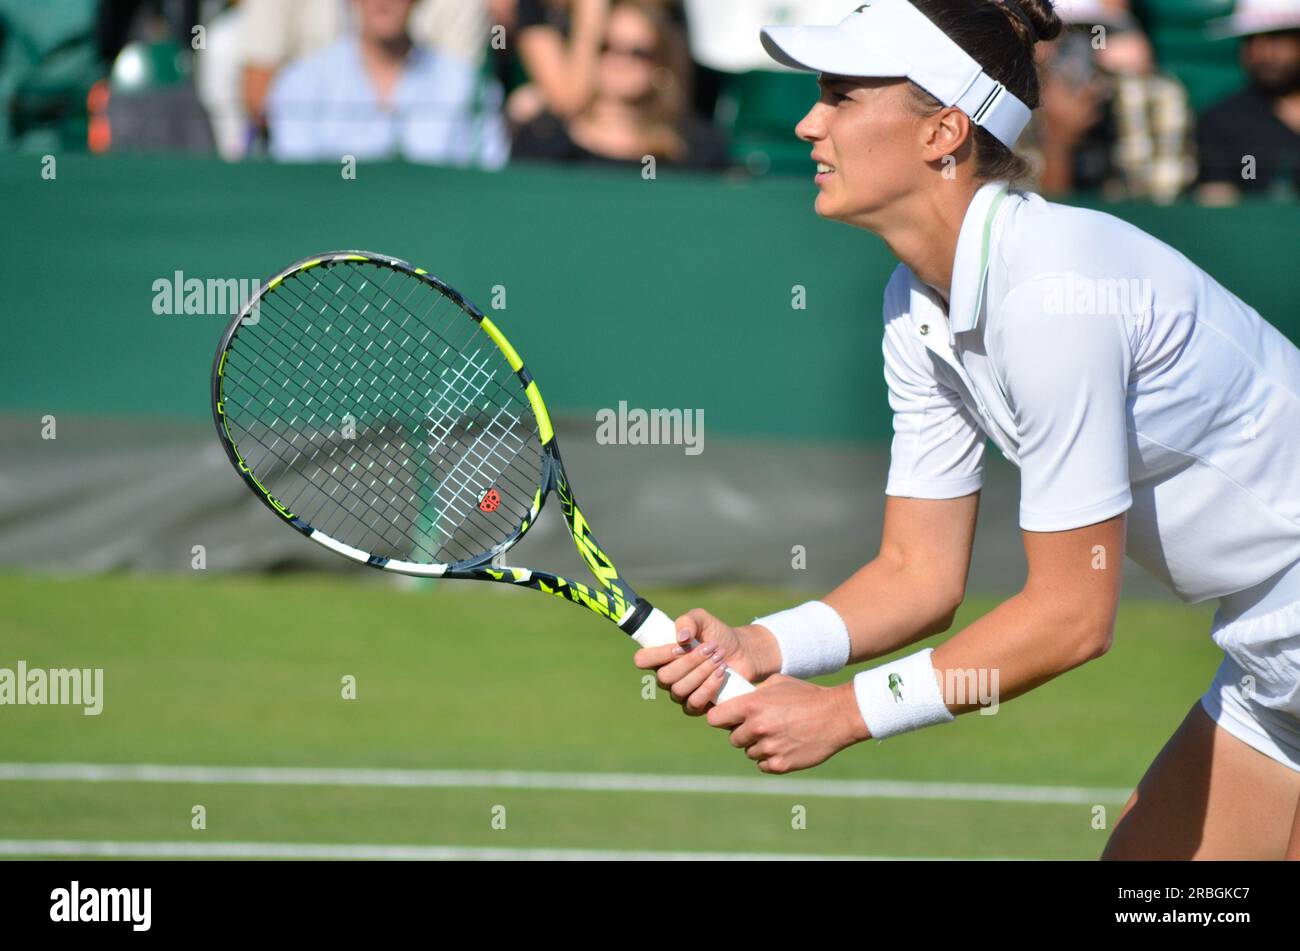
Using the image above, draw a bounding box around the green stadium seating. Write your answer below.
[0,0,101,151]
[718,69,819,175]
[1134,0,1244,112]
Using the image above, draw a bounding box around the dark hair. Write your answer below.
[905,0,1063,183]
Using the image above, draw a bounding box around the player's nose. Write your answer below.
[796,105,827,145]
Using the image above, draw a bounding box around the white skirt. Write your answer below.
[1199,560,1300,772]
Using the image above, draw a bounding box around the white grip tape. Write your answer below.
[632,608,756,703]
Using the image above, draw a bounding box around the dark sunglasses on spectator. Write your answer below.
[601,42,657,60]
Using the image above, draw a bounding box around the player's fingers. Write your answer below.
[632,643,688,670]
[743,738,773,762]
[649,640,721,688]
[706,692,750,730]
[728,719,758,749]
[672,611,702,647]
[671,650,727,706]
[680,608,728,647]
[682,663,732,715]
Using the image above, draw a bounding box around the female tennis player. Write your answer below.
[635,0,1300,860]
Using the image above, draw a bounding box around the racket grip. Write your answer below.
[631,607,757,703]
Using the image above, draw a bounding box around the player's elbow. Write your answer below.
[1067,616,1117,668]
[921,592,965,636]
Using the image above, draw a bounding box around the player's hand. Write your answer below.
[707,676,870,774]
[632,609,779,716]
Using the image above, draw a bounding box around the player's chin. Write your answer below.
[812,188,843,221]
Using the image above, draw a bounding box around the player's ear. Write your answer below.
[923,107,971,163]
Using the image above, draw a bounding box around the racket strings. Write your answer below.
[231,268,534,561]
[220,260,545,565]
[270,268,542,560]
[266,267,486,543]
[326,266,547,552]
[224,289,444,554]
[228,277,536,564]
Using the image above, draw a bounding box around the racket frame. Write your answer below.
[211,250,654,634]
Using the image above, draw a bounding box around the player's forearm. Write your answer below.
[929,589,1111,715]
[806,590,1110,750]
[736,555,962,682]
[823,555,963,665]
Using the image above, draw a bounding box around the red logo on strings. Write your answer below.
[478,488,501,512]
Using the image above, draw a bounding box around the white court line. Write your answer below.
[0,839,1006,861]
[0,763,1130,805]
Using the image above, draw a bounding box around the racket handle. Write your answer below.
[631,608,757,703]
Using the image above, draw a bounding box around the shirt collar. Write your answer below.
[946,180,1011,337]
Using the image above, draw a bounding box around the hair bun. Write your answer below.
[998,0,1064,46]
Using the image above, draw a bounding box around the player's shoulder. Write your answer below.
[1001,190,1138,248]
[995,190,1175,285]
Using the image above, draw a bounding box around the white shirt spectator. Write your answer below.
[266,37,509,167]
[242,0,490,70]
[882,181,1300,603]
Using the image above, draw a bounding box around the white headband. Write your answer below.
[760,0,1032,148]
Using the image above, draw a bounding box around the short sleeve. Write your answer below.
[992,277,1134,532]
[882,274,986,500]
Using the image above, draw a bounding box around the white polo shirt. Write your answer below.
[882,181,1300,603]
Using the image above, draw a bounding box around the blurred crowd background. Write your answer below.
[2,0,1298,202]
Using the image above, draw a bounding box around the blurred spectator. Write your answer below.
[265,0,508,166]
[106,36,217,152]
[1025,0,1194,202]
[681,0,864,73]
[507,0,683,123]
[194,1,249,159]
[242,0,489,133]
[507,0,609,123]
[511,0,726,169]
[679,0,854,138]
[1197,0,1300,202]
[97,0,201,66]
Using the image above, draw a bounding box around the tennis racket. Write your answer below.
[212,250,755,703]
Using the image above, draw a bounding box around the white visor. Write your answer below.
[760,0,1032,148]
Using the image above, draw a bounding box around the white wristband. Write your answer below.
[852,648,954,740]
[752,600,851,679]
